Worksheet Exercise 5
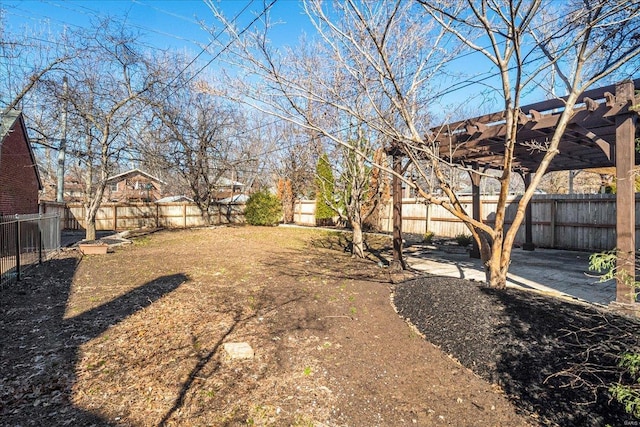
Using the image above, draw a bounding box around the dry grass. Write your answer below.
[1,226,529,427]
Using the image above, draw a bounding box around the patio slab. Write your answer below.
[404,246,616,306]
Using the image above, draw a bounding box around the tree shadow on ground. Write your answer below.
[263,249,389,285]
[0,254,187,426]
[308,230,393,267]
[156,284,312,426]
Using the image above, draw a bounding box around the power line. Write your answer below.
[166,0,256,89]
[42,0,207,50]
[12,1,636,167]
[1,0,556,107]
[2,2,207,54]
[131,0,204,27]
[183,0,278,87]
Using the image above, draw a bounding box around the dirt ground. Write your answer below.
[0,226,637,426]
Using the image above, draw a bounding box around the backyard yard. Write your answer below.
[1,226,639,426]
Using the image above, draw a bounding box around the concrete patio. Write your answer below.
[403,244,617,306]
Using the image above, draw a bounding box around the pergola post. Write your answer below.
[391,153,406,270]
[469,165,481,259]
[522,172,535,251]
[614,80,637,305]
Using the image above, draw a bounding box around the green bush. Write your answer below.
[610,353,640,419]
[455,233,473,247]
[423,231,435,244]
[244,190,282,226]
[590,250,640,420]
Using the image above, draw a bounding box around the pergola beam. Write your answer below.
[566,124,612,160]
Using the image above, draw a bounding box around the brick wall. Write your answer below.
[0,117,40,215]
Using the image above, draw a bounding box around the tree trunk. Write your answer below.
[85,214,97,241]
[199,205,213,225]
[487,258,509,289]
[483,233,510,289]
[351,220,365,258]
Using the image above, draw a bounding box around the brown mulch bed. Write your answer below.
[393,276,640,427]
[0,226,637,426]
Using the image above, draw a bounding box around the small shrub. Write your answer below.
[455,233,473,247]
[244,190,282,226]
[610,353,640,419]
[589,250,640,420]
[423,231,435,244]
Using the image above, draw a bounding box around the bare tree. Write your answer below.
[0,8,76,200]
[215,0,639,285]
[232,112,279,194]
[416,0,640,288]
[41,19,160,240]
[144,81,245,218]
[139,53,268,220]
[0,9,73,112]
[210,0,454,257]
[316,127,388,257]
[271,121,318,200]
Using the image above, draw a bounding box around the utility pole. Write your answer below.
[568,170,581,194]
[56,76,68,203]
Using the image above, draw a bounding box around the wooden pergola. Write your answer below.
[391,79,640,308]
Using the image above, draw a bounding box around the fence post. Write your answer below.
[38,214,42,264]
[15,217,21,281]
[56,213,61,250]
[425,202,430,234]
[183,204,187,228]
[550,198,557,248]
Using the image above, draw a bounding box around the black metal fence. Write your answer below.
[0,213,61,286]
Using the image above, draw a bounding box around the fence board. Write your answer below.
[49,201,246,232]
[42,194,640,252]
[293,200,316,226]
[298,194,640,252]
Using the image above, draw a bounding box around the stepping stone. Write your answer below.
[223,342,254,359]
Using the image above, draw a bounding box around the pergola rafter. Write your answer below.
[429,80,639,172]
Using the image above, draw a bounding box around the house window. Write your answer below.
[110,183,118,191]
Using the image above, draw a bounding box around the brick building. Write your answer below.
[0,110,42,215]
[104,169,164,202]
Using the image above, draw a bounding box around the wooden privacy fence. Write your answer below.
[296,194,640,252]
[380,194,637,251]
[45,195,637,251]
[293,200,317,226]
[45,202,246,231]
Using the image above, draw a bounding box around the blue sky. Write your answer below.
[1,1,312,57]
[0,1,547,119]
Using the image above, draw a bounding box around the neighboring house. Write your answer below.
[104,169,165,202]
[156,195,193,203]
[0,110,42,216]
[214,177,245,201]
[218,194,248,204]
[63,177,85,202]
